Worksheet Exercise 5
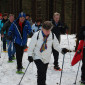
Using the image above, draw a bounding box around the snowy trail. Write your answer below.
[0,34,82,85]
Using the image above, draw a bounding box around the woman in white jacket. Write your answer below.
[28,21,68,85]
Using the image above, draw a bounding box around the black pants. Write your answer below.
[81,48,85,81]
[14,43,24,69]
[52,47,59,67]
[3,35,6,50]
[34,59,48,85]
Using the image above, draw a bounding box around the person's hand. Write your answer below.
[77,50,81,54]
[28,56,33,62]
[33,29,35,33]
[62,48,69,54]
[1,34,4,38]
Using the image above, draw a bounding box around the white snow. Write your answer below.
[0,34,82,85]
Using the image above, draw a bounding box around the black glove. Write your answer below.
[28,56,33,62]
[77,50,81,54]
[62,48,69,54]
[33,29,35,32]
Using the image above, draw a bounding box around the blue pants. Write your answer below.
[7,40,16,60]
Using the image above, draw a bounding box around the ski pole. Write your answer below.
[18,62,30,85]
[73,60,81,85]
[73,45,84,85]
[59,54,65,85]
[73,31,85,85]
[67,34,72,64]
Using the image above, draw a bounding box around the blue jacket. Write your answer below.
[8,19,32,46]
[0,19,3,32]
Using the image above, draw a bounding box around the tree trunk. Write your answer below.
[49,0,54,20]
[31,0,36,22]
[61,0,65,22]
[71,0,76,34]
[76,0,82,34]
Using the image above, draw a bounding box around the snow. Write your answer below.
[0,34,82,85]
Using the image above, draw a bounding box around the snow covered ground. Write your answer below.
[0,34,82,85]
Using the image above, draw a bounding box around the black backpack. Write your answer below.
[37,31,54,40]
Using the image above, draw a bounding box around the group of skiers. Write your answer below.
[0,12,85,85]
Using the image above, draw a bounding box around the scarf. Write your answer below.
[19,22,23,33]
[40,31,49,53]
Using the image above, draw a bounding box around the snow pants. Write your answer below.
[34,59,48,85]
[14,43,24,69]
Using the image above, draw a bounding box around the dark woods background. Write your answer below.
[0,0,85,34]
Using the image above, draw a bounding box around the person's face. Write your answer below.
[53,15,60,23]
[19,17,25,23]
[42,28,51,36]
[37,22,41,26]
[9,16,14,22]
[26,16,29,20]
[3,16,7,20]
[0,16,2,19]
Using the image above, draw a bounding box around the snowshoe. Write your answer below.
[80,83,85,85]
[3,51,7,53]
[16,69,24,74]
[24,48,28,52]
[8,60,14,63]
[12,55,16,60]
[80,80,85,85]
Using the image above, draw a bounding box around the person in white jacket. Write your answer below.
[28,21,68,85]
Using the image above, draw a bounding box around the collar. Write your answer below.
[42,31,49,37]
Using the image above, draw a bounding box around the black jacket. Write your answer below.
[1,18,8,24]
[76,26,85,40]
[51,20,68,43]
[1,20,12,36]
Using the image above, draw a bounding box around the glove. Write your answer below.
[28,56,33,62]
[62,48,69,54]
[33,29,35,32]
[77,50,81,54]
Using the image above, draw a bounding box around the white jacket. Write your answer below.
[28,30,62,64]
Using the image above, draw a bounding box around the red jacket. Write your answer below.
[71,40,85,66]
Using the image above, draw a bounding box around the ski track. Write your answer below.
[0,34,82,85]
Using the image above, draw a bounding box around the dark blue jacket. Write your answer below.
[8,19,32,46]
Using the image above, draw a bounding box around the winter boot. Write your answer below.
[3,49,7,52]
[12,55,16,60]
[16,69,24,74]
[54,66,62,71]
[21,66,25,69]
[8,58,14,63]
[80,80,85,85]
